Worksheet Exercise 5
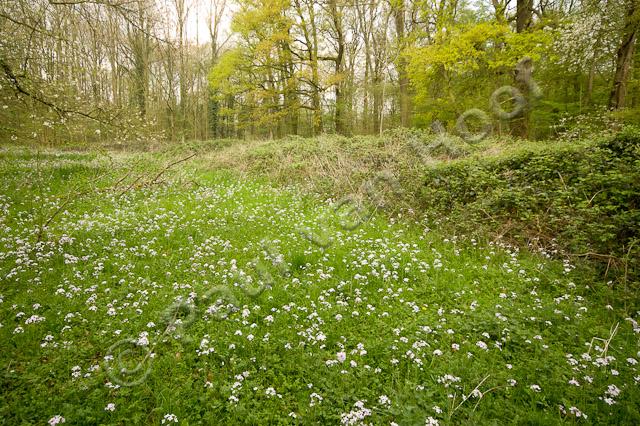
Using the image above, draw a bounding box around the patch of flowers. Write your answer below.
[1,152,639,424]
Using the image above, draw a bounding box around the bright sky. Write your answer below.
[180,0,234,45]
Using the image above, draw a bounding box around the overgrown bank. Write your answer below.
[419,130,640,294]
[197,129,640,296]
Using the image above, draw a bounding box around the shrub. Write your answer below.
[420,129,640,289]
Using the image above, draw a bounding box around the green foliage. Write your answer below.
[406,22,555,126]
[420,130,640,289]
[2,147,640,425]
[209,48,245,92]
[550,107,621,141]
[207,0,299,137]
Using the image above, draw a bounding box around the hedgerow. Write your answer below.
[420,129,640,295]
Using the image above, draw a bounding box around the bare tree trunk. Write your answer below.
[283,50,299,135]
[373,74,382,133]
[309,4,322,136]
[328,0,346,135]
[371,7,390,134]
[356,0,377,134]
[583,25,605,107]
[130,1,149,117]
[392,0,410,127]
[174,0,189,139]
[207,0,226,138]
[633,48,640,107]
[293,0,322,135]
[516,0,533,33]
[609,0,638,110]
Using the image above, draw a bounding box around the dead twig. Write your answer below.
[570,252,619,261]
[112,170,133,190]
[36,153,196,241]
[116,174,145,199]
[586,189,604,206]
[148,153,197,185]
[36,168,112,242]
[586,322,619,359]
[451,375,490,415]
[36,187,94,242]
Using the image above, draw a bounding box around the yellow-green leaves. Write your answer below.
[408,22,554,76]
[406,21,555,125]
[208,48,244,92]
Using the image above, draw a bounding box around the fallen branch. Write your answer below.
[36,166,114,242]
[116,174,144,199]
[148,153,197,185]
[570,252,620,261]
[36,153,197,242]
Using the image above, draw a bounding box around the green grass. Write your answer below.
[1,148,639,425]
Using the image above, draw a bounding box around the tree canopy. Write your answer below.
[0,0,637,143]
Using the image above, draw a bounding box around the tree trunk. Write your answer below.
[175,0,189,138]
[293,0,322,135]
[609,0,638,110]
[356,0,373,133]
[516,0,533,33]
[393,1,410,127]
[513,57,534,139]
[633,48,640,107]
[329,0,346,135]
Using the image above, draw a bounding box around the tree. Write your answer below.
[292,0,323,135]
[2,0,637,143]
[392,0,411,127]
[128,0,152,117]
[609,0,639,110]
[207,0,229,138]
[327,0,347,134]
[516,0,533,33]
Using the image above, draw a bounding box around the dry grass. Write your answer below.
[194,132,478,201]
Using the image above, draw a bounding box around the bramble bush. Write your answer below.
[420,128,640,293]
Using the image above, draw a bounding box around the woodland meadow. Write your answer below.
[1,0,640,425]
